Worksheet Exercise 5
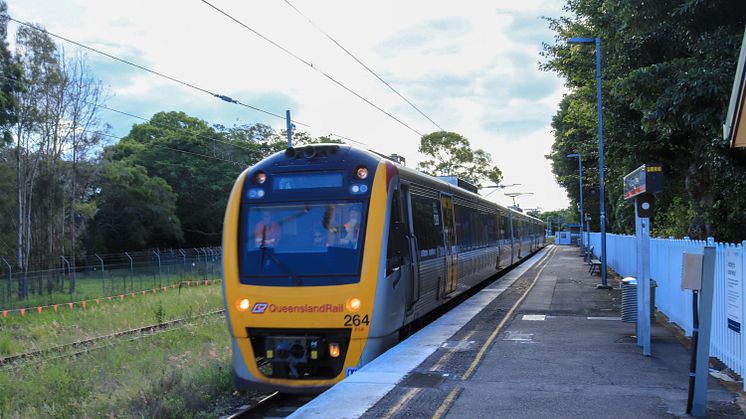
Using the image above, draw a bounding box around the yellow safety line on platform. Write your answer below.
[381,387,421,419]
[429,329,477,372]
[431,386,463,419]
[460,245,557,380]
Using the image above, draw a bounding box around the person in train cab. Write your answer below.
[254,211,280,247]
[339,208,361,246]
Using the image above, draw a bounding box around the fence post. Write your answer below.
[1,257,10,309]
[207,248,215,280]
[153,250,162,287]
[94,254,104,294]
[125,252,133,292]
[61,256,71,294]
[201,248,209,279]
[178,249,186,280]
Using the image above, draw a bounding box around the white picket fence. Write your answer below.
[587,233,746,385]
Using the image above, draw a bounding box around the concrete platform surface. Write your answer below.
[292,245,744,418]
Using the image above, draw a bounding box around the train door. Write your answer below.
[440,193,457,296]
[401,183,420,310]
[508,210,515,264]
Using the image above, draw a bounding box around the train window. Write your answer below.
[411,195,442,260]
[501,213,509,244]
[485,212,497,245]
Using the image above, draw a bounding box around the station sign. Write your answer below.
[623,164,663,200]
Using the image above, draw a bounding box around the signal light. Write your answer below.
[355,166,368,180]
[346,297,361,312]
[329,343,340,358]
[266,349,274,359]
[310,350,318,360]
[237,298,250,311]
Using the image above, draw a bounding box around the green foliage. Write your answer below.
[539,207,579,231]
[107,112,242,247]
[153,301,165,324]
[543,0,746,240]
[417,131,503,187]
[89,161,183,251]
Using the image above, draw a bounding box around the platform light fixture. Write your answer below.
[567,36,609,289]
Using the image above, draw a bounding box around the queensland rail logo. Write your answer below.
[267,303,344,313]
[251,303,268,314]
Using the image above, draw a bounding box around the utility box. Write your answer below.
[681,252,704,290]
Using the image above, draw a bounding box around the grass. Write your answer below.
[0,315,236,418]
[0,282,223,357]
[1,263,221,310]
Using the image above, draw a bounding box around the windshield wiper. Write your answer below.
[259,225,300,284]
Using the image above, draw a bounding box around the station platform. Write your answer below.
[291,245,743,418]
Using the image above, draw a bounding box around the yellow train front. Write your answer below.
[222,144,395,393]
[223,144,546,393]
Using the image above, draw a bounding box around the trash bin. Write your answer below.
[621,277,657,323]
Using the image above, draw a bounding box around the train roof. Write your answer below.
[256,144,544,224]
[356,146,543,224]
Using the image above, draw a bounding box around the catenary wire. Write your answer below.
[0,23,374,148]
[0,71,373,149]
[0,71,264,155]
[281,0,444,131]
[199,0,424,137]
[3,15,310,128]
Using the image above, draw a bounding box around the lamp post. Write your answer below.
[568,36,609,289]
[567,153,584,254]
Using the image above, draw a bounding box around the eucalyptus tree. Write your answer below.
[418,131,503,188]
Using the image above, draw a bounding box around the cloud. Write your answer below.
[8,0,571,211]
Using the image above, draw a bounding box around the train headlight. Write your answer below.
[237,298,250,311]
[329,343,340,358]
[346,297,361,312]
[355,166,368,180]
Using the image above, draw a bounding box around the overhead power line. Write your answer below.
[199,0,424,137]
[80,127,248,167]
[2,17,375,148]
[0,18,377,150]
[4,15,310,128]
[281,0,444,132]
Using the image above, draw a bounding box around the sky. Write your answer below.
[8,0,572,211]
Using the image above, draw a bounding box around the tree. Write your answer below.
[542,0,746,240]
[417,131,503,187]
[88,161,182,252]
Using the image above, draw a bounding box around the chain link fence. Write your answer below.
[0,248,222,310]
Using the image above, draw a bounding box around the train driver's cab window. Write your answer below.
[240,202,366,282]
[411,195,442,260]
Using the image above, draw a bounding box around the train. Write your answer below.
[221,144,545,393]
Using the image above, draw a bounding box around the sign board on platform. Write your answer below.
[726,248,743,333]
[623,164,664,200]
[681,252,703,290]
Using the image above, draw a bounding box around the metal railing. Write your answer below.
[587,233,746,387]
[0,247,222,310]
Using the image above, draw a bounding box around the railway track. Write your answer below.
[0,309,225,369]
[222,390,316,419]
